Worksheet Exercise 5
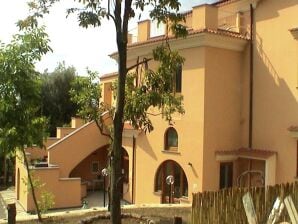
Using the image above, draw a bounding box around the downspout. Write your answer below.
[132,136,136,204]
[248,3,255,187]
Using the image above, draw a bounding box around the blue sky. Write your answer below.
[0,0,218,75]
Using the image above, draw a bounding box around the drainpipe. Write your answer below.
[132,136,136,204]
[248,3,255,187]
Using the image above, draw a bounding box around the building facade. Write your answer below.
[16,0,298,211]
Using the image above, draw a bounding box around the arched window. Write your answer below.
[154,160,188,203]
[165,127,178,151]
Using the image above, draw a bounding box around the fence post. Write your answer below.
[7,203,16,224]
[173,216,182,224]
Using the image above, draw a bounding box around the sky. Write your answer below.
[0,0,217,76]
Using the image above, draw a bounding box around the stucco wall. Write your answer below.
[252,0,298,183]
[202,46,243,191]
[132,46,205,204]
[27,167,81,211]
[48,122,109,177]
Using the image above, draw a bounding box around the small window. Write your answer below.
[91,161,99,174]
[165,127,178,150]
[175,65,182,93]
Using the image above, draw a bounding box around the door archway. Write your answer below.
[154,160,188,203]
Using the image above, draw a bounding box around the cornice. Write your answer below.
[111,32,248,62]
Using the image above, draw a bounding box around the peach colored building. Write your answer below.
[16,0,298,211]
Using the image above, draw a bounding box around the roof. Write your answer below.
[216,148,277,159]
[100,72,118,79]
[126,28,248,49]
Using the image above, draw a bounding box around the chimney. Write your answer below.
[236,12,244,33]
[137,20,151,42]
[192,4,218,30]
[127,33,133,44]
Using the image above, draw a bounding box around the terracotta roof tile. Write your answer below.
[100,72,118,79]
[127,28,248,49]
[216,148,276,159]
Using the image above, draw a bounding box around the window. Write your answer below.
[219,162,233,189]
[165,127,178,150]
[175,65,182,93]
[91,161,99,174]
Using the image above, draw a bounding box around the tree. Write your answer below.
[41,62,78,136]
[29,1,187,223]
[0,24,51,222]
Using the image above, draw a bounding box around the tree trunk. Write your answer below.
[110,1,131,224]
[3,153,7,187]
[20,147,43,222]
[110,38,127,224]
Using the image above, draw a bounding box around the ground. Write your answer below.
[17,207,191,223]
[0,187,191,224]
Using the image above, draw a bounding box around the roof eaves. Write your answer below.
[213,0,241,6]
[100,72,118,79]
[126,28,248,48]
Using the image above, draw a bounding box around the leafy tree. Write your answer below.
[0,24,51,222]
[41,62,78,136]
[28,1,187,223]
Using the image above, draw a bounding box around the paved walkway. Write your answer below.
[0,187,27,222]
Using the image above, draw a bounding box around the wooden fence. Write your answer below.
[191,182,298,224]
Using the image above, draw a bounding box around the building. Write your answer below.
[16,0,298,211]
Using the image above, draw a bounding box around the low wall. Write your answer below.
[24,166,82,211]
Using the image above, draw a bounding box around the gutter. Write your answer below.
[248,3,254,149]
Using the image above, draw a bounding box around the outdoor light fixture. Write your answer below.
[188,162,192,167]
[101,168,109,207]
[166,175,174,204]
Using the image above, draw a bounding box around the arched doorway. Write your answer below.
[154,160,188,203]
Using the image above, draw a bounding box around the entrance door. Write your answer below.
[155,160,188,203]
[219,162,233,189]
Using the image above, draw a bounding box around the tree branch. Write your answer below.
[127,58,153,71]
[94,119,113,140]
[107,0,116,23]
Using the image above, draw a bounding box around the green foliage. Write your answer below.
[64,0,187,37]
[0,26,51,151]
[70,70,104,122]
[71,44,185,134]
[41,62,79,136]
[124,45,185,133]
[38,191,55,214]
